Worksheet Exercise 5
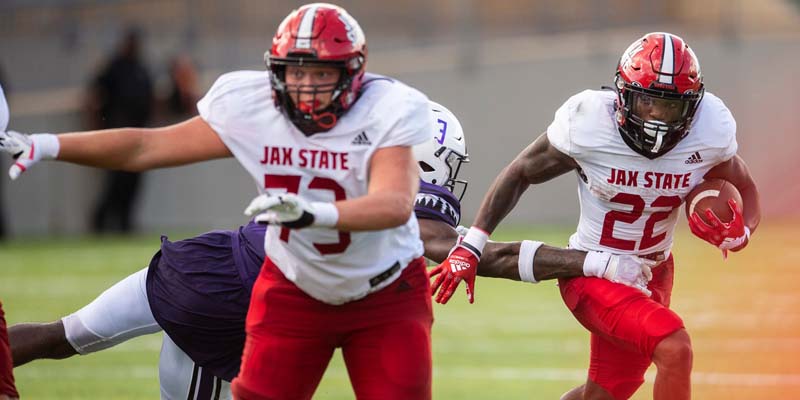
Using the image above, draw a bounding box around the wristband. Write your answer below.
[518,240,544,283]
[461,226,490,257]
[583,251,612,278]
[311,202,339,228]
[32,133,60,160]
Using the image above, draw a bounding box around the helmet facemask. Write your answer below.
[615,73,704,159]
[267,54,364,136]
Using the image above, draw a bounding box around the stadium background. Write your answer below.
[0,0,799,398]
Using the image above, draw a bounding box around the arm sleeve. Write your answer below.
[718,109,738,163]
[196,73,239,143]
[546,96,574,157]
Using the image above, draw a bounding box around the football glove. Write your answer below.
[244,193,338,229]
[430,226,488,304]
[689,199,750,258]
[0,131,59,180]
[584,252,655,296]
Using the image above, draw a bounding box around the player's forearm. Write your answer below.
[57,128,152,171]
[419,219,459,263]
[335,190,415,231]
[477,242,586,281]
[529,246,586,281]
[476,241,522,279]
[739,182,761,234]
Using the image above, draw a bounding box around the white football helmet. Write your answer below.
[414,100,469,200]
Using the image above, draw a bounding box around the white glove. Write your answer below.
[455,225,470,236]
[584,252,656,296]
[244,193,338,229]
[0,130,60,180]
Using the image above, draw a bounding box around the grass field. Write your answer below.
[1,222,798,399]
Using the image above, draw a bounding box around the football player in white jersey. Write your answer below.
[0,3,432,399]
[434,33,761,400]
[0,83,19,400]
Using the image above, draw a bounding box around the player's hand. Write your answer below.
[584,252,655,296]
[244,193,338,229]
[0,131,59,180]
[689,199,750,257]
[427,235,463,280]
[430,227,488,304]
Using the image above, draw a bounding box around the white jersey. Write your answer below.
[198,71,430,304]
[547,90,737,256]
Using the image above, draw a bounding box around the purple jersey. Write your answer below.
[415,180,461,228]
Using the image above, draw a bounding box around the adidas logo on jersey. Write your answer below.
[685,151,703,164]
[351,131,371,145]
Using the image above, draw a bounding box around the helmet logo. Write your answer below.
[435,118,448,145]
[620,41,644,69]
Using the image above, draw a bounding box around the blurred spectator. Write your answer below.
[87,27,154,234]
[165,54,200,118]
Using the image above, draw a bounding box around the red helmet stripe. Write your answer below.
[658,33,675,84]
[295,5,320,49]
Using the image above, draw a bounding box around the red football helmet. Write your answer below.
[267,3,367,135]
[614,32,704,158]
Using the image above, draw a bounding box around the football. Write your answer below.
[684,178,743,224]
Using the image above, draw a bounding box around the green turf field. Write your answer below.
[1,223,798,399]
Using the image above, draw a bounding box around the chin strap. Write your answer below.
[642,120,669,153]
[312,111,337,130]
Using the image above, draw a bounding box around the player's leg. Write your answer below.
[13,267,161,366]
[231,258,335,400]
[651,328,692,400]
[558,258,685,400]
[0,303,19,400]
[159,333,231,400]
[341,258,433,400]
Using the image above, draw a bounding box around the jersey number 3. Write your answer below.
[264,174,351,255]
[600,193,681,251]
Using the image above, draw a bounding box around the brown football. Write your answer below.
[684,178,743,224]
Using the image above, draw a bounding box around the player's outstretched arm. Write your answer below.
[421,220,653,294]
[0,116,231,179]
[431,133,579,304]
[691,155,761,252]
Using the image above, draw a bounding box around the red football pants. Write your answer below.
[558,256,684,400]
[0,302,18,398]
[232,257,433,400]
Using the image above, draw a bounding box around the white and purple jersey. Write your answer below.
[146,221,266,381]
[546,89,737,256]
[415,181,461,228]
[198,71,431,305]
